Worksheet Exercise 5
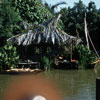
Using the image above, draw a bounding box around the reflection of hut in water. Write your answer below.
[8,14,81,64]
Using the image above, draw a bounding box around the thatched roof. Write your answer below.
[7,14,80,46]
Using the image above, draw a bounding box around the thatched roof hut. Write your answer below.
[7,14,81,46]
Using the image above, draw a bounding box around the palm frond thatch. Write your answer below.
[7,14,80,46]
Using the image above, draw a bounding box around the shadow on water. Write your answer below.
[0,69,96,100]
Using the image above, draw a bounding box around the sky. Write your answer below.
[43,0,100,11]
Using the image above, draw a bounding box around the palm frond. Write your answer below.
[51,1,67,10]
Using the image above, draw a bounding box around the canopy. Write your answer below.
[8,14,80,46]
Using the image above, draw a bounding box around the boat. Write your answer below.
[0,68,43,75]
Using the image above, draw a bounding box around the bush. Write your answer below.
[10,0,52,24]
[41,56,52,70]
[0,43,19,70]
[75,45,96,69]
[0,0,22,46]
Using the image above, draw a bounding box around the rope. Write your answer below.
[87,31,100,58]
[87,31,100,76]
[84,13,100,74]
[84,13,100,58]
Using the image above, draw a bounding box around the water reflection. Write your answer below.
[0,70,95,100]
[41,70,96,100]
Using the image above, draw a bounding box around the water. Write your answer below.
[0,70,96,100]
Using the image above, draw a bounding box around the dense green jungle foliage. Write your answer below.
[74,45,96,69]
[0,43,19,70]
[41,56,52,70]
[0,0,99,70]
[59,0,100,50]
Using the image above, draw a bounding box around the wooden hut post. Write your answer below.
[94,61,100,100]
[70,40,73,61]
[96,77,100,100]
[95,64,100,100]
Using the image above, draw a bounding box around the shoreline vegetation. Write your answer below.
[0,0,99,72]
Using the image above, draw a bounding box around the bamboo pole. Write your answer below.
[84,13,90,49]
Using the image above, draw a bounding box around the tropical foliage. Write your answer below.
[0,0,22,46]
[75,45,96,69]
[10,0,52,24]
[41,56,52,70]
[0,43,19,70]
[59,0,100,50]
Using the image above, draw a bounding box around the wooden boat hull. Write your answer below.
[0,70,43,75]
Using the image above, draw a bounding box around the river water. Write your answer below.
[0,69,96,100]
